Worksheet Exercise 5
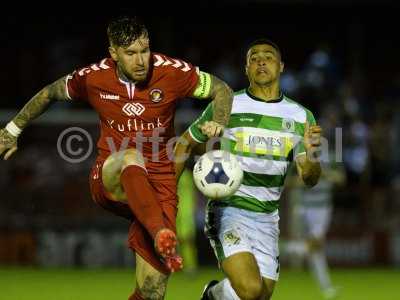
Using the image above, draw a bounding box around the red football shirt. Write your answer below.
[66,53,199,179]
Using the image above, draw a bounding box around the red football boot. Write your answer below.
[164,255,183,273]
[154,228,183,272]
[154,228,177,256]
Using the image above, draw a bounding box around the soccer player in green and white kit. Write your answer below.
[174,39,322,300]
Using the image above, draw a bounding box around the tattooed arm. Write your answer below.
[13,76,70,129]
[191,72,233,129]
[208,75,233,126]
[0,76,70,159]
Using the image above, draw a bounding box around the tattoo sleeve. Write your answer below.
[12,76,70,129]
[140,275,167,300]
[209,75,233,126]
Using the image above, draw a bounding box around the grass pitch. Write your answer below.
[0,267,398,300]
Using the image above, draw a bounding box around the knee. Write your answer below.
[234,279,264,300]
[137,274,166,300]
[122,148,146,170]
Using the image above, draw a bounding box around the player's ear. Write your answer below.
[245,50,251,77]
[280,61,284,73]
[109,46,118,62]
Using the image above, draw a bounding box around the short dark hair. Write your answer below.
[107,16,148,48]
[246,38,281,58]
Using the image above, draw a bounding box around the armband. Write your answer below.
[193,71,212,98]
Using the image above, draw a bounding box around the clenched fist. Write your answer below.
[198,121,224,139]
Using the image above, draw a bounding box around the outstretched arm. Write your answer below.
[0,76,70,159]
[191,72,233,128]
[13,76,70,129]
[208,75,233,126]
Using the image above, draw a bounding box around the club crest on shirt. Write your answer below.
[282,118,295,132]
[149,88,163,103]
[223,230,241,246]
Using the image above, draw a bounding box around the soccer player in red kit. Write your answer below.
[0,16,233,300]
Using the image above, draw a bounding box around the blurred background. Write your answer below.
[0,1,399,299]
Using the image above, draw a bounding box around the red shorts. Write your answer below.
[88,158,177,274]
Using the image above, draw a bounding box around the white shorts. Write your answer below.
[298,206,332,239]
[205,202,280,281]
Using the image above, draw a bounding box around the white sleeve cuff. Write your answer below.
[5,121,22,137]
[65,75,73,100]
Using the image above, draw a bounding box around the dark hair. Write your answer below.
[247,38,281,57]
[107,16,148,47]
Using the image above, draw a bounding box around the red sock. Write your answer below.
[120,165,165,239]
[128,289,144,300]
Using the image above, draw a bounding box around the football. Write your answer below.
[193,150,243,199]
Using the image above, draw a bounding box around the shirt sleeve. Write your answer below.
[171,59,200,98]
[65,69,88,101]
[294,108,317,157]
[188,102,214,143]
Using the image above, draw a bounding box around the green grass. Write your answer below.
[0,267,399,300]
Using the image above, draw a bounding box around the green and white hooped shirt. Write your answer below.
[189,89,316,213]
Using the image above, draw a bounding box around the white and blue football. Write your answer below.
[193,150,243,199]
